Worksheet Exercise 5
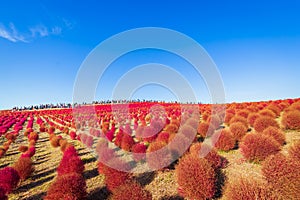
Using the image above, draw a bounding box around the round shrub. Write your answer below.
[0,167,20,194]
[0,187,7,200]
[262,153,300,199]
[168,134,191,158]
[240,133,281,162]
[146,141,172,170]
[189,142,228,169]
[121,134,135,151]
[253,116,279,132]
[57,155,84,176]
[178,125,197,141]
[44,173,87,200]
[259,109,276,118]
[229,115,248,127]
[229,122,248,141]
[266,104,281,116]
[18,145,28,153]
[156,131,170,143]
[289,140,300,160]
[111,181,152,200]
[211,129,235,151]
[236,109,250,119]
[281,110,300,130]
[224,177,277,200]
[13,157,34,180]
[207,114,221,128]
[262,127,285,146]
[224,112,235,124]
[0,149,5,158]
[28,132,39,141]
[50,136,61,148]
[63,145,78,158]
[164,123,178,134]
[102,160,132,191]
[247,113,260,127]
[175,154,216,199]
[131,143,147,162]
[197,122,215,137]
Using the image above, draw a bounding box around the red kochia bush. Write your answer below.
[156,131,170,143]
[240,133,281,162]
[44,173,87,200]
[111,181,152,200]
[102,159,132,191]
[0,167,20,194]
[121,134,135,151]
[262,127,285,146]
[281,110,300,130]
[253,116,279,132]
[131,143,147,162]
[175,154,216,199]
[229,122,248,141]
[0,187,7,200]
[57,154,84,176]
[13,157,34,180]
[262,153,300,199]
[211,129,235,151]
[224,177,277,200]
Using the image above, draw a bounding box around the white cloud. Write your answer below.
[0,23,27,42]
[30,25,49,37]
[0,22,63,43]
[51,26,62,35]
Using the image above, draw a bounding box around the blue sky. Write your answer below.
[0,0,299,109]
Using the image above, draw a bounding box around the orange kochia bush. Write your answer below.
[229,122,248,141]
[262,153,300,199]
[175,154,217,199]
[253,116,279,132]
[281,110,300,130]
[211,129,235,151]
[240,132,281,162]
[224,177,277,200]
[111,181,152,200]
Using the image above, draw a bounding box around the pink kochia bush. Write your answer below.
[0,167,20,194]
[175,154,217,199]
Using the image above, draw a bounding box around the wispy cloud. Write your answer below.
[0,23,27,42]
[0,22,66,43]
[30,25,49,37]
